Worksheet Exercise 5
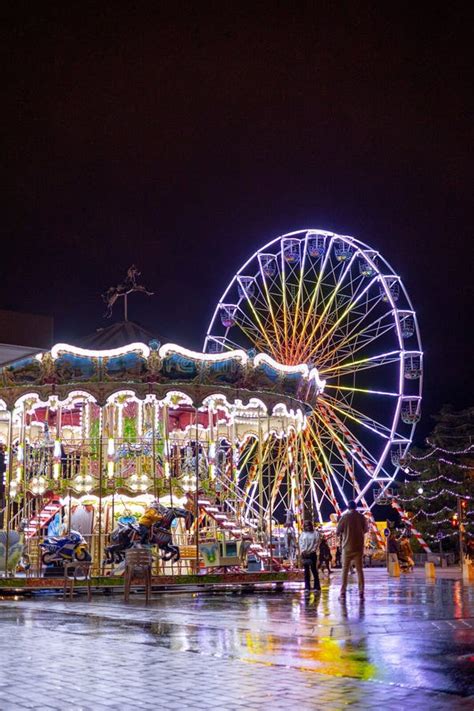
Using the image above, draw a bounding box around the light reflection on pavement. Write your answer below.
[0,570,473,710]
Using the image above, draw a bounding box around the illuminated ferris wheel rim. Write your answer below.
[204,227,423,508]
[206,227,422,354]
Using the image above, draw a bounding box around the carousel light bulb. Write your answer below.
[418,487,424,495]
[404,467,410,474]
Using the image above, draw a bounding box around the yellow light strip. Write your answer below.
[295,237,334,361]
[258,261,284,354]
[306,274,376,362]
[297,248,356,361]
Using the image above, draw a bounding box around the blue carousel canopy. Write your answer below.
[0,341,325,411]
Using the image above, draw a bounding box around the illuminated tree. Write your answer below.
[396,406,474,552]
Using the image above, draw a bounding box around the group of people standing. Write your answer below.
[298,500,369,598]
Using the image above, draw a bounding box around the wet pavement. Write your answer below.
[0,570,473,710]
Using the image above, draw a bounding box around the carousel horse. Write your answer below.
[105,506,193,564]
[0,530,25,575]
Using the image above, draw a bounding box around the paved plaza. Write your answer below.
[0,569,473,710]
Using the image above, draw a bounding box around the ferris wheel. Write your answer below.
[204,229,422,521]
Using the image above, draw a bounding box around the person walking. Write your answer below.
[318,535,332,576]
[336,500,368,599]
[387,531,400,558]
[299,521,321,592]
[398,533,414,572]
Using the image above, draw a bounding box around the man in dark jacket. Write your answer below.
[336,500,368,598]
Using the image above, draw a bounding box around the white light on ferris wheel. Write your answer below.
[205,227,423,519]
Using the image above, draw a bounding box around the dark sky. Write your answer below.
[1,3,473,438]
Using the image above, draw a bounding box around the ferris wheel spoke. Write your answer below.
[277,246,308,361]
[254,264,285,353]
[299,433,325,521]
[324,384,400,398]
[303,427,342,511]
[308,476,324,523]
[206,335,242,353]
[246,275,289,333]
[298,253,359,361]
[236,297,284,354]
[314,406,380,483]
[289,239,309,360]
[317,311,398,372]
[319,394,395,441]
[323,400,399,481]
[315,291,389,365]
[318,411,395,503]
[269,439,287,506]
[305,274,379,362]
[309,421,349,506]
[320,350,401,378]
[294,237,335,361]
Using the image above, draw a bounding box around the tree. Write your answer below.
[395,406,474,553]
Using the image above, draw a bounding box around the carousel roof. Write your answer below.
[77,320,163,350]
[0,340,325,414]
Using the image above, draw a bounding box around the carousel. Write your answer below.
[0,336,323,577]
[0,226,425,582]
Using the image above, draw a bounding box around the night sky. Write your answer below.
[1,4,472,440]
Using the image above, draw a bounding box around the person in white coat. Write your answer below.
[299,521,321,591]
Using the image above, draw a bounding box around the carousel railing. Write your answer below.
[21,519,264,579]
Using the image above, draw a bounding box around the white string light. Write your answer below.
[397,489,472,502]
[409,442,474,459]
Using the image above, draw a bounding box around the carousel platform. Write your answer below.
[0,569,304,595]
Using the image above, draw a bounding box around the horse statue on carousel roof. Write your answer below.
[102,265,154,319]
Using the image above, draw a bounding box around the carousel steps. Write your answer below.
[197,500,277,567]
[25,498,62,538]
